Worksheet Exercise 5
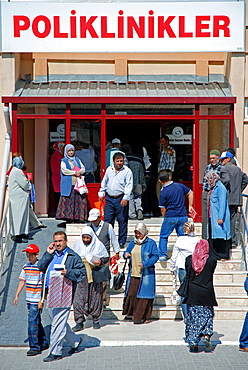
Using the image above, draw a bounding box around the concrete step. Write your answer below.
[69,305,248,321]
[103,291,248,307]
[154,270,247,283]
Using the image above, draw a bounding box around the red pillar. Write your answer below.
[192,104,201,222]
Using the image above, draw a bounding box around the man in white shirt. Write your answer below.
[98,152,133,248]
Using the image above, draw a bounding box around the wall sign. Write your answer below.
[168,127,192,145]
[0,1,245,53]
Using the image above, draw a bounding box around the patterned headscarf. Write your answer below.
[53,141,65,155]
[205,170,220,189]
[134,223,148,245]
[191,239,209,275]
[12,157,24,169]
[64,144,78,166]
[183,221,195,236]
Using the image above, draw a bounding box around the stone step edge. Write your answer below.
[105,293,248,299]
[100,306,248,312]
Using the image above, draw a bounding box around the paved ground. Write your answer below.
[1,345,248,370]
[1,218,248,369]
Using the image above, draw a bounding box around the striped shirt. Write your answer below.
[19,261,43,304]
[158,146,176,172]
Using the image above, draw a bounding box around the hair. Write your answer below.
[160,134,169,142]
[226,147,236,156]
[158,170,171,183]
[12,152,22,158]
[113,152,124,161]
[53,231,67,240]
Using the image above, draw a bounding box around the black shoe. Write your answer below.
[124,316,132,321]
[68,337,83,355]
[189,345,198,352]
[72,322,84,332]
[35,224,47,229]
[133,320,144,325]
[27,349,41,356]
[93,321,100,329]
[43,354,62,362]
[11,236,22,243]
[41,344,49,351]
[119,243,126,249]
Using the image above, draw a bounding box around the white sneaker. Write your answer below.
[137,210,143,220]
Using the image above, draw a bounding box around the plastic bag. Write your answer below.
[94,200,106,220]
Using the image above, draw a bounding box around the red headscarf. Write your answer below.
[191,239,209,275]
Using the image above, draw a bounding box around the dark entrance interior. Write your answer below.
[106,119,193,182]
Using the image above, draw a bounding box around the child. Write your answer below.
[14,244,49,356]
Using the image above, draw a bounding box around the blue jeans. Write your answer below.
[178,268,188,321]
[158,216,188,257]
[104,194,128,245]
[239,277,248,348]
[27,303,48,351]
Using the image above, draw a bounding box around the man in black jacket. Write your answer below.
[38,231,85,362]
[220,151,248,248]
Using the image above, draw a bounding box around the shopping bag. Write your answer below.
[94,200,106,220]
[74,176,88,195]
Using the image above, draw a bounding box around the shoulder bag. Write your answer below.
[113,258,128,290]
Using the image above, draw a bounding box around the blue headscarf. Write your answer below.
[64,144,78,167]
[12,157,24,169]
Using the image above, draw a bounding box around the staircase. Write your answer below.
[66,218,248,320]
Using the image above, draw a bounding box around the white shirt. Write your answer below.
[169,235,200,271]
[98,165,133,201]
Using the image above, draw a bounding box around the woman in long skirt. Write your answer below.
[184,239,217,352]
[56,144,87,222]
[71,226,109,330]
[122,223,159,324]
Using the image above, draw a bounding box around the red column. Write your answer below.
[101,104,106,179]
[66,103,70,144]
[192,104,201,222]
[12,104,18,153]
[230,103,235,147]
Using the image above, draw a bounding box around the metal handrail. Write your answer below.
[238,194,248,271]
[0,199,11,275]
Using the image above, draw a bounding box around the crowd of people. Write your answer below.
[7,138,248,361]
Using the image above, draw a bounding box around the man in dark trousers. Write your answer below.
[98,152,133,248]
[219,151,248,248]
[158,170,193,261]
[88,207,120,308]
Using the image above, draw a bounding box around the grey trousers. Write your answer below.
[47,307,80,356]
[29,205,42,228]
[201,190,208,240]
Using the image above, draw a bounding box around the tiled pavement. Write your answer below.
[0,219,248,369]
[1,345,248,370]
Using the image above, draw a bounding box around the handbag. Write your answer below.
[92,265,111,283]
[113,259,128,290]
[177,275,189,298]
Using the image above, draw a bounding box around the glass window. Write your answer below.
[106,104,194,115]
[71,119,101,182]
[17,104,66,115]
[70,104,101,115]
[199,119,230,182]
[199,104,231,116]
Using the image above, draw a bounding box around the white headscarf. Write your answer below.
[134,223,148,245]
[73,226,108,265]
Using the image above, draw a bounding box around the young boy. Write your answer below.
[14,244,49,356]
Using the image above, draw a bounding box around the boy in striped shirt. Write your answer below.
[14,244,49,356]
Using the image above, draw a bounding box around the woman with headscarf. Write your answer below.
[170,221,200,321]
[184,239,217,352]
[206,170,231,260]
[56,144,87,222]
[122,223,159,324]
[71,226,109,330]
[50,141,65,208]
[8,157,31,243]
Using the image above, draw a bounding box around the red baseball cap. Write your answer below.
[22,244,39,254]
